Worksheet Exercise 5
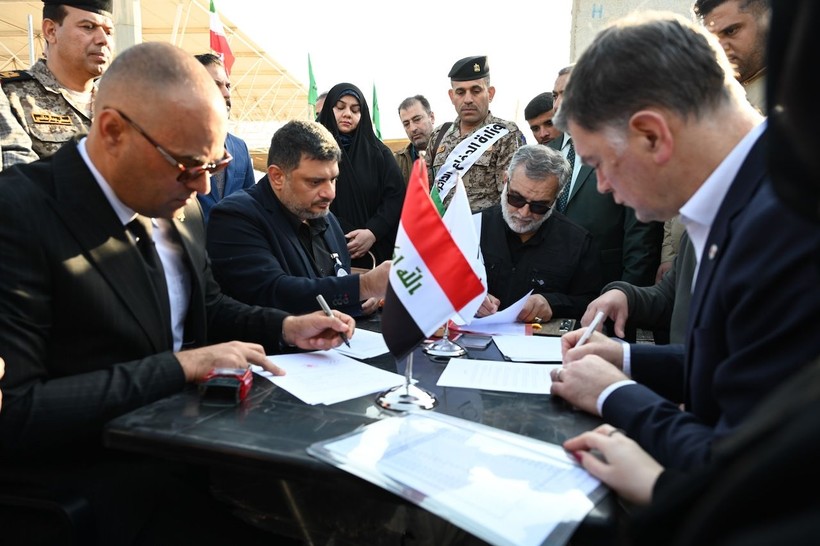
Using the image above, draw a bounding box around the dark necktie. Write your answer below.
[557,139,575,213]
[126,216,172,345]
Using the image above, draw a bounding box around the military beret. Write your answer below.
[448,56,489,81]
[43,0,113,17]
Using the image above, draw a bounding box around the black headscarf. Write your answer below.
[317,82,404,264]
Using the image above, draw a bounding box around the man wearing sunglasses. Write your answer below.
[0,42,355,543]
[477,145,600,323]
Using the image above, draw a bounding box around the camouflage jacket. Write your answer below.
[0,88,37,170]
[428,112,524,212]
[1,59,95,159]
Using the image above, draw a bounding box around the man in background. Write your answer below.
[550,64,662,292]
[429,55,524,212]
[524,92,561,146]
[394,94,435,183]
[694,0,770,112]
[0,0,114,162]
[194,53,256,222]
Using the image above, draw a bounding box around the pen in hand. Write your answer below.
[316,294,351,348]
[576,310,605,347]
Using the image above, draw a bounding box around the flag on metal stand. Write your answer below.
[209,0,235,75]
[381,158,486,359]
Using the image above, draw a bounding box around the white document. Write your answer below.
[308,411,606,546]
[332,329,389,359]
[493,335,563,362]
[451,291,532,336]
[437,358,560,394]
[251,352,404,405]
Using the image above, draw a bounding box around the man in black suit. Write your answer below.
[550,65,662,291]
[0,42,354,544]
[207,120,390,316]
[549,12,820,471]
[477,145,599,322]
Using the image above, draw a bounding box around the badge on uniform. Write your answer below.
[32,112,73,126]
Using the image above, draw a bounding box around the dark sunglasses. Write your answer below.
[108,108,232,183]
[506,191,553,215]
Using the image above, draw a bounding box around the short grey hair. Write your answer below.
[554,12,741,134]
[507,145,570,192]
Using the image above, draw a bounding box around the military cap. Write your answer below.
[43,0,113,17]
[448,56,489,81]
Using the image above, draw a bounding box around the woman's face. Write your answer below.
[333,94,362,134]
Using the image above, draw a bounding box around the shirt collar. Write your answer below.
[77,137,137,226]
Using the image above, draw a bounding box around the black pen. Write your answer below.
[316,294,351,348]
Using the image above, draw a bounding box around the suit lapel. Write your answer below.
[172,202,208,348]
[257,181,317,276]
[686,132,769,339]
[568,165,594,205]
[50,142,172,352]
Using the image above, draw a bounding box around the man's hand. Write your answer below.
[282,310,356,350]
[549,354,628,415]
[563,425,663,505]
[360,297,380,316]
[175,341,284,383]
[561,327,625,368]
[359,260,391,299]
[582,290,629,338]
[346,229,376,259]
[518,294,552,323]
[655,261,673,284]
[476,294,500,317]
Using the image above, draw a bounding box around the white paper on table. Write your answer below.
[333,328,389,359]
[437,358,560,394]
[308,411,606,546]
[493,335,563,362]
[451,290,533,336]
[251,351,404,405]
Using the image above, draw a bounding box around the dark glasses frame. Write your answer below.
[506,190,554,215]
[107,107,232,182]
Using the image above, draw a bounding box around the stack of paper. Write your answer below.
[437,358,560,394]
[333,328,389,359]
[450,291,533,336]
[308,411,606,546]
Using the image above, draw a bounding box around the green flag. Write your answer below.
[308,54,318,119]
[372,83,382,140]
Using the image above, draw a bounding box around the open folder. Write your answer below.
[308,411,606,546]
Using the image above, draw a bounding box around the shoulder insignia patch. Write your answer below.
[0,70,34,83]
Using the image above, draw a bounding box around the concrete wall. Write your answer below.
[570,0,696,60]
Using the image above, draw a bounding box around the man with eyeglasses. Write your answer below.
[0,42,354,543]
[1,0,115,163]
[476,145,600,323]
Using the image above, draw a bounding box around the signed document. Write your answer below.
[309,411,606,546]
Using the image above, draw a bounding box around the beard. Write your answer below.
[500,184,551,235]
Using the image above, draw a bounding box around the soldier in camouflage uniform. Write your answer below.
[428,55,524,212]
[0,0,113,163]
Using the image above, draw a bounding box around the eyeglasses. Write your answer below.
[506,191,554,215]
[108,108,232,183]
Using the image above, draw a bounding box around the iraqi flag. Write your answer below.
[381,158,486,358]
[209,0,235,75]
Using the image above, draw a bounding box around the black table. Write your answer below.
[104,315,616,545]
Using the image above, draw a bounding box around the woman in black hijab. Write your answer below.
[317,83,404,268]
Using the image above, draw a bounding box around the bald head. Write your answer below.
[96,42,224,123]
[89,42,230,219]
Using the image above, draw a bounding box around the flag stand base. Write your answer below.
[423,337,467,358]
[375,384,438,411]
